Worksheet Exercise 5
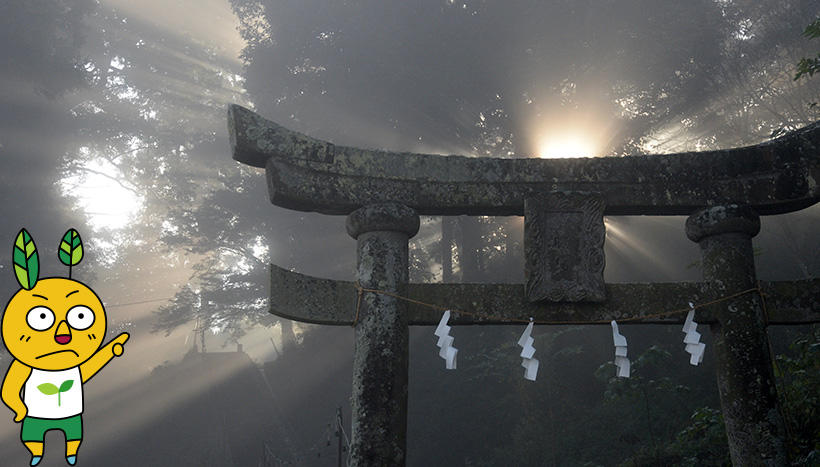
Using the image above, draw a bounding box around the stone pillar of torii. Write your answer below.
[228,104,820,466]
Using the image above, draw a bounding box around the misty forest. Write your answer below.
[0,0,819,466]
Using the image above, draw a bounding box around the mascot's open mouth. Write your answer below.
[55,334,71,344]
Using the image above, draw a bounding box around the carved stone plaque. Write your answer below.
[524,192,606,302]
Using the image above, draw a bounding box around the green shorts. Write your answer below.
[21,415,82,442]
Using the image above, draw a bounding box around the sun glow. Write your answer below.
[61,151,144,231]
[538,134,597,158]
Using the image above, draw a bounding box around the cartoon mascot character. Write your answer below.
[2,229,129,466]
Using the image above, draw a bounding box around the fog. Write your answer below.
[0,0,817,465]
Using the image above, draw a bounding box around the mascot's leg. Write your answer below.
[66,439,81,465]
[24,441,43,466]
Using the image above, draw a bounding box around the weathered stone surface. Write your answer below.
[524,192,606,302]
[687,205,788,466]
[228,103,334,167]
[268,263,820,325]
[685,204,761,241]
[229,104,820,216]
[346,202,420,239]
[347,203,418,466]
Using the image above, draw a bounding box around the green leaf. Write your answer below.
[802,18,820,39]
[58,229,84,267]
[794,55,820,81]
[37,383,59,395]
[58,379,74,392]
[13,229,39,290]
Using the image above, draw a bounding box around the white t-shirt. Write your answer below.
[23,367,83,419]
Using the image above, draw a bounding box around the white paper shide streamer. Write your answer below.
[517,320,539,381]
[611,320,630,378]
[682,302,705,365]
[434,310,458,369]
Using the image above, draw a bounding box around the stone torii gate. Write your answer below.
[228,104,820,466]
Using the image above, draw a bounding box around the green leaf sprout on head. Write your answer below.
[58,229,84,279]
[13,228,39,290]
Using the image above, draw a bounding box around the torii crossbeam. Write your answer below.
[228,104,820,466]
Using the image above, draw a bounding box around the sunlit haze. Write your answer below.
[538,133,598,158]
[60,153,144,230]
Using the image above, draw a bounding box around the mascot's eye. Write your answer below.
[26,306,55,331]
[67,306,95,330]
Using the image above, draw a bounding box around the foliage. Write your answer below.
[794,18,820,80]
[667,407,730,466]
[153,168,289,344]
[0,0,98,313]
[775,325,820,464]
[0,0,95,97]
[619,406,731,466]
[53,0,819,355]
[614,326,820,466]
[414,307,818,466]
[444,326,724,466]
[595,343,720,466]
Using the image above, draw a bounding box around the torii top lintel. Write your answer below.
[228,104,820,216]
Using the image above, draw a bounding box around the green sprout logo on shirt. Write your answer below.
[37,380,74,406]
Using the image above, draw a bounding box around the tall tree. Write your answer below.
[0,0,98,331]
